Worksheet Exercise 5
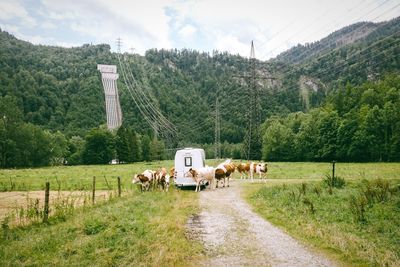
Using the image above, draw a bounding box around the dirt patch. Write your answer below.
[0,190,112,220]
[187,180,336,266]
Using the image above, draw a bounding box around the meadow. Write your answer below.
[0,186,202,266]
[1,161,400,266]
[0,161,175,191]
[245,177,400,266]
[1,161,400,191]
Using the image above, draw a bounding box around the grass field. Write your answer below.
[1,161,400,191]
[1,161,400,266]
[0,187,202,266]
[245,178,400,266]
[0,161,176,191]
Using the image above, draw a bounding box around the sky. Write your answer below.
[0,0,399,60]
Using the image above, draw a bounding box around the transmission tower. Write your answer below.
[214,95,221,159]
[238,41,275,160]
[116,37,122,53]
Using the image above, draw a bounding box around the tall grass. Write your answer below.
[0,187,201,266]
[245,179,400,266]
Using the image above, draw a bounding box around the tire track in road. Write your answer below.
[187,181,336,266]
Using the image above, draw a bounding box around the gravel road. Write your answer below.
[187,181,336,267]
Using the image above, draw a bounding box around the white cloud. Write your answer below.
[1,24,20,35]
[1,0,399,59]
[178,24,197,39]
[41,21,56,29]
[0,0,37,27]
[40,0,174,54]
[168,0,400,59]
[215,34,250,56]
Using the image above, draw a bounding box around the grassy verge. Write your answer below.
[0,187,202,266]
[244,178,400,266]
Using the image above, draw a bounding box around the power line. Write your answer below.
[257,0,389,60]
[116,45,178,146]
[266,0,398,68]
[235,41,276,160]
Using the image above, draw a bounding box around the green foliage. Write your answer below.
[323,174,346,189]
[82,128,115,164]
[82,129,114,164]
[115,126,140,163]
[262,120,295,161]
[262,75,400,162]
[141,135,151,161]
[1,19,399,166]
[83,218,108,235]
[247,178,400,265]
[66,136,85,165]
[0,186,201,266]
[349,193,368,222]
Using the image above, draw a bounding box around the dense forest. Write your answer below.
[0,17,399,167]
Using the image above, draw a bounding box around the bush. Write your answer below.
[349,194,368,223]
[362,179,391,206]
[323,174,345,189]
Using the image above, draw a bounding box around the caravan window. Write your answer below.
[184,157,192,167]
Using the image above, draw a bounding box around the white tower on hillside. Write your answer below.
[97,64,122,130]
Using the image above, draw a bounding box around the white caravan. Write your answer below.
[174,148,206,187]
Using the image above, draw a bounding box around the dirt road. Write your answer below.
[187,181,336,266]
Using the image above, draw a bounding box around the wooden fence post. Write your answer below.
[332,161,336,179]
[117,176,121,197]
[92,176,96,204]
[43,182,50,223]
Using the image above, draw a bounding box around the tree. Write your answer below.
[127,128,140,162]
[150,138,165,161]
[49,131,68,165]
[141,135,151,161]
[115,126,130,163]
[262,120,295,161]
[0,96,22,167]
[315,109,339,161]
[82,129,115,164]
[67,136,85,165]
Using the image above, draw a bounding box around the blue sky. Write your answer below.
[0,0,399,60]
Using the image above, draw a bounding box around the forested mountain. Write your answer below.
[275,17,400,65]
[0,16,399,166]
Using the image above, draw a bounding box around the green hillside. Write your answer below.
[0,17,399,167]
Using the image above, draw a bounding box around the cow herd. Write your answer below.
[132,159,268,192]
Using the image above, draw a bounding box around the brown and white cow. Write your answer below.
[155,167,170,192]
[188,166,215,192]
[236,162,251,179]
[249,162,268,182]
[132,169,155,192]
[215,159,236,188]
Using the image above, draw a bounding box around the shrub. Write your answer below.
[362,179,391,206]
[302,197,316,214]
[323,174,345,190]
[313,185,322,197]
[349,194,368,223]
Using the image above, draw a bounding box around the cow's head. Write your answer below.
[187,168,197,178]
[258,163,267,173]
[132,174,140,184]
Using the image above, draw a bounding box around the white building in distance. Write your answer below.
[97,64,122,130]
